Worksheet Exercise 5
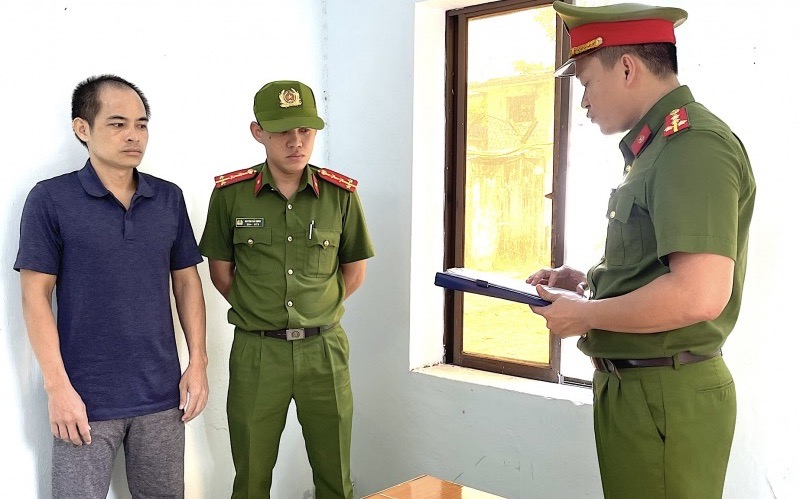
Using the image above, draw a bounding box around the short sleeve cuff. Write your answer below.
[198,247,234,262]
[658,234,737,263]
[169,254,204,271]
[12,260,59,275]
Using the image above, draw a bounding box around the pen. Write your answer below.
[308,219,314,240]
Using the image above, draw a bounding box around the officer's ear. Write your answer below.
[620,54,636,84]
[250,121,266,145]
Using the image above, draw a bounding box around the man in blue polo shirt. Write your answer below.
[14,74,208,498]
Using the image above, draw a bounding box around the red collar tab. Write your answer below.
[317,168,357,192]
[254,172,265,195]
[214,168,258,188]
[311,174,320,197]
[569,19,676,57]
[631,124,652,156]
[663,108,690,137]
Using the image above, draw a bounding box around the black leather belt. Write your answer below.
[252,324,337,341]
[592,350,720,375]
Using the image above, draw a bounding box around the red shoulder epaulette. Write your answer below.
[663,107,690,137]
[317,168,358,192]
[214,168,258,188]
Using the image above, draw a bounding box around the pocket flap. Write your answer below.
[233,227,272,245]
[607,192,635,224]
[307,229,340,249]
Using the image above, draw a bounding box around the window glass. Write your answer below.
[461,6,557,365]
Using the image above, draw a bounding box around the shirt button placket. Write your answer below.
[123,210,134,242]
[285,198,299,324]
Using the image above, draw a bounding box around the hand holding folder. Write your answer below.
[434,267,551,307]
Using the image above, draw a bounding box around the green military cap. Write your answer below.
[253,80,325,132]
[553,1,688,77]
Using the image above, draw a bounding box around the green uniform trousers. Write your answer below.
[227,325,353,499]
[593,356,736,499]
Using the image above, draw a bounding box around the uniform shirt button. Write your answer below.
[287,269,294,275]
[287,236,293,242]
[287,301,294,307]
[625,165,632,173]
[287,204,293,210]
[610,211,616,219]
[247,238,254,246]
[323,240,330,247]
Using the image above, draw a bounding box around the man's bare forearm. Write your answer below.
[172,266,208,365]
[340,260,367,299]
[20,270,70,390]
[208,259,235,302]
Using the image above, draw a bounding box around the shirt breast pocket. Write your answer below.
[604,191,644,267]
[306,229,340,278]
[233,227,275,275]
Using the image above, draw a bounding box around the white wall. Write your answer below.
[673,3,799,496]
[1,0,797,498]
[0,1,326,497]
[331,0,798,497]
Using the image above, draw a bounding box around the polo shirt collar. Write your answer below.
[78,160,154,199]
[620,85,694,161]
[255,163,320,197]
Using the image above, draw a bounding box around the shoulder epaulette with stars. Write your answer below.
[663,107,690,137]
[317,168,358,192]
[214,168,258,188]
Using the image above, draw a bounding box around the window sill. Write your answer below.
[413,364,594,406]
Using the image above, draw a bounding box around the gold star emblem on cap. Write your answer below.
[278,88,302,108]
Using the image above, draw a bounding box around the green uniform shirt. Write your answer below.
[579,86,756,358]
[199,163,374,331]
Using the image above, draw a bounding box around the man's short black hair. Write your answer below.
[71,75,150,148]
[594,43,678,78]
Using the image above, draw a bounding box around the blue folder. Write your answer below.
[434,268,550,307]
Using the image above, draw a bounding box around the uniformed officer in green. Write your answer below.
[527,3,755,498]
[199,80,374,499]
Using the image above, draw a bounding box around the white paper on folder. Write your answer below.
[444,267,543,298]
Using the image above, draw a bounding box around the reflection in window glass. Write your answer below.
[461,6,556,365]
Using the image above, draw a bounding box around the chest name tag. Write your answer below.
[235,218,264,228]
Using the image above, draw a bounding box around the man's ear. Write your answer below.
[72,117,91,143]
[620,54,637,84]
[250,121,265,144]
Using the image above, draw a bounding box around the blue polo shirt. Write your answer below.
[14,160,203,421]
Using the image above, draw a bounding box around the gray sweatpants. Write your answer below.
[52,407,184,499]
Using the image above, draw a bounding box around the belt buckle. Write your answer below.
[286,328,305,341]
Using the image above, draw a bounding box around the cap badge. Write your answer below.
[278,88,302,108]
[569,36,603,58]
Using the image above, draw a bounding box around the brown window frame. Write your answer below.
[443,0,572,382]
